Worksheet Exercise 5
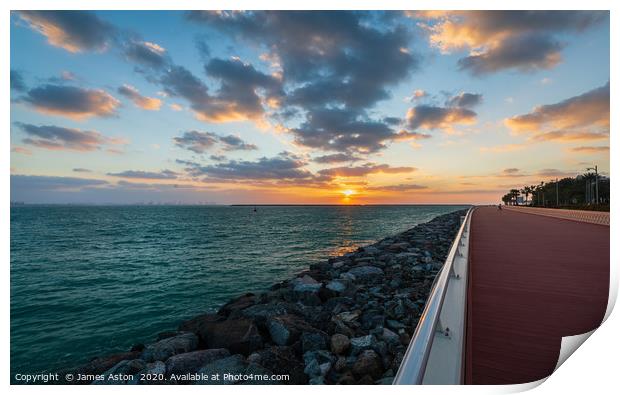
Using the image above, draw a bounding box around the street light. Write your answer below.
[586,165,598,205]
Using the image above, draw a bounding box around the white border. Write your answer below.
[3,1,617,394]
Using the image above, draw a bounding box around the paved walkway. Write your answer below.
[465,206,609,384]
[504,206,610,226]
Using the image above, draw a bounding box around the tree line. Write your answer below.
[501,172,610,211]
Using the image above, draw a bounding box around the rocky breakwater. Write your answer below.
[64,209,468,385]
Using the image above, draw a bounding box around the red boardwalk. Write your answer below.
[465,207,609,384]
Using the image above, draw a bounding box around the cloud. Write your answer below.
[569,146,609,153]
[16,11,116,53]
[11,146,32,155]
[118,84,162,110]
[189,11,419,112]
[393,130,432,141]
[366,183,428,192]
[107,169,179,179]
[418,11,606,74]
[446,92,482,108]
[173,130,218,153]
[14,122,116,152]
[22,84,120,119]
[530,130,609,142]
[312,153,363,164]
[73,168,92,173]
[11,70,27,91]
[505,82,610,140]
[406,105,476,131]
[317,163,416,178]
[174,130,258,153]
[218,134,258,151]
[11,174,109,191]
[188,11,421,154]
[406,89,428,102]
[123,40,169,69]
[290,108,397,153]
[183,152,314,181]
[536,168,576,178]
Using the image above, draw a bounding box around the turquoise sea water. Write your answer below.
[10,204,467,376]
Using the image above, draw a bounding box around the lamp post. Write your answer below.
[555,178,559,207]
[587,165,598,204]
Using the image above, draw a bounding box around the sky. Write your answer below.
[9,10,610,204]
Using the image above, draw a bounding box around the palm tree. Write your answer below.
[509,189,520,205]
[501,194,511,206]
[521,185,534,205]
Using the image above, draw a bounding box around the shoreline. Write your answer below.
[61,208,468,385]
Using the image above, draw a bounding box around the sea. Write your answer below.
[10,204,467,376]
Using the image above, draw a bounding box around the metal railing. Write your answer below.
[393,207,474,384]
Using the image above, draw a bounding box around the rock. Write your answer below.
[255,346,308,384]
[330,334,350,355]
[326,281,346,293]
[247,352,261,364]
[137,361,166,384]
[93,359,146,384]
[141,332,198,362]
[352,350,383,379]
[363,246,381,255]
[309,376,325,385]
[177,313,224,346]
[386,319,406,331]
[335,311,360,323]
[304,358,321,377]
[350,335,373,348]
[334,356,347,372]
[302,331,328,353]
[266,314,314,346]
[241,363,279,384]
[218,293,256,317]
[381,328,400,346]
[66,351,141,383]
[346,266,384,280]
[201,318,263,355]
[242,302,298,322]
[387,242,409,252]
[165,349,230,380]
[195,355,247,384]
[332,261,346,269]
[319,362,332,376]
[336,372,356,384]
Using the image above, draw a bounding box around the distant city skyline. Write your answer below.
[10,11,610,204]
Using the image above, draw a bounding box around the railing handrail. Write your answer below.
[393,207,474,385]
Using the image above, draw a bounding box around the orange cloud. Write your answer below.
[505,82,609,135]
[569,146,609,153]
[118,84,162,111]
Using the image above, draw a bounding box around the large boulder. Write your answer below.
[64,351,141,384]
[266,314,315,346]
[177,313,225,346]
[241,302,299,324]
[301,331,328,353]
[92,359,146,384]
[347,266,384,281]
[218,293,256,317]
[195,355,247,385]
[165,349,230,380]
[330,334,350,355]
[352,349,383,380]
[202,318,263,355]
[254,346,308,384]
[141,332,198,362]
